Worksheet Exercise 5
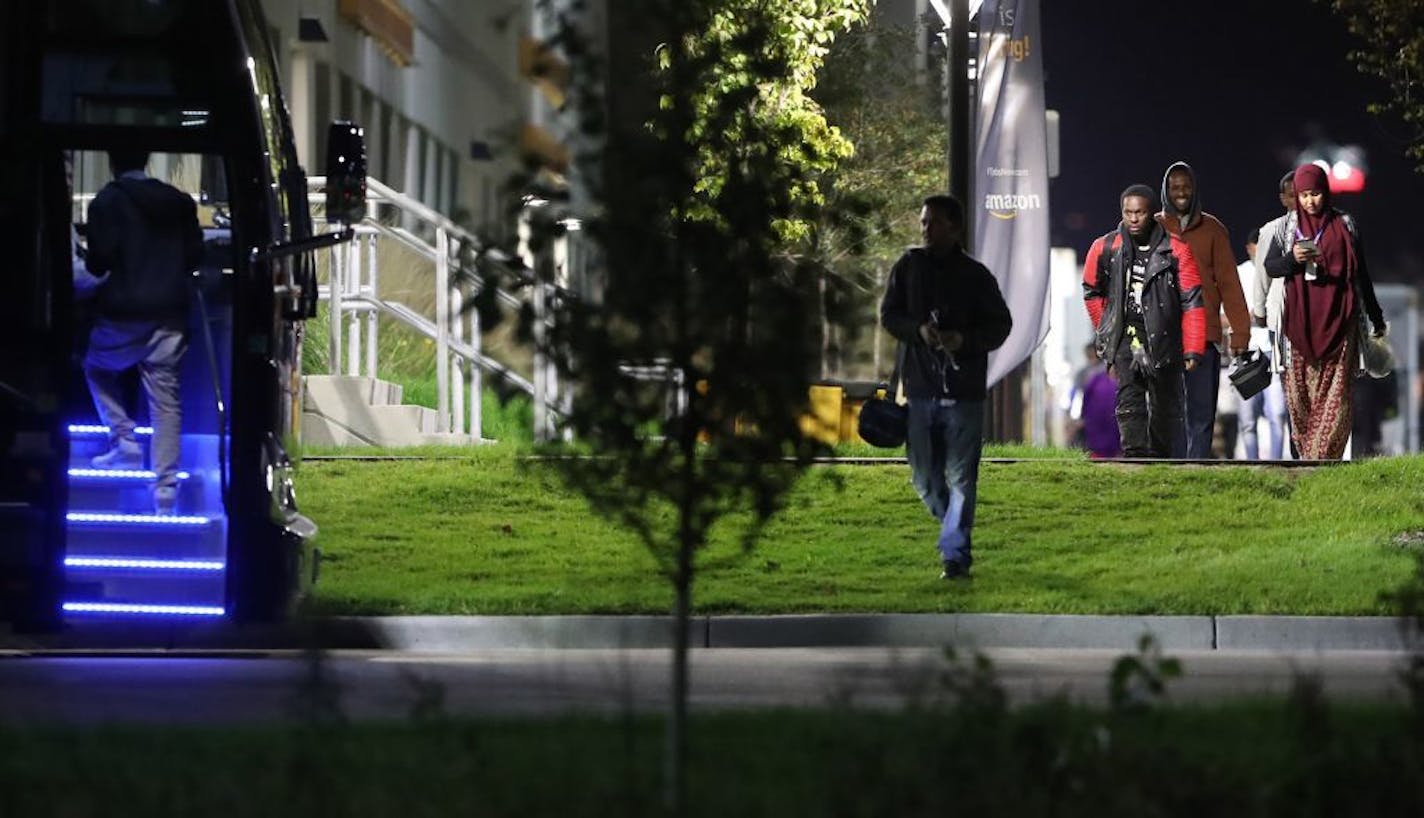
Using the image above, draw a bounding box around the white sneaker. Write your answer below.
[91,438,143,470]
[153,485,178,515]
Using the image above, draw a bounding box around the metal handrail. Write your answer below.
[192,284,229,503]
[310,175,553,442]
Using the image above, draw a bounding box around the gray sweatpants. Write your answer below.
[85,320,187,488]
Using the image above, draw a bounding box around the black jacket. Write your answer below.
[879,245,1012,401]
[1081,224,1206,370]
[86,176,204,324]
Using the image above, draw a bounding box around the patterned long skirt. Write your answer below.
[1285,331,1358,460]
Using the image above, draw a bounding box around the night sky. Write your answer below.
[1042,0,1424,285]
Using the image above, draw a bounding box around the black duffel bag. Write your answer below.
[857,392,907,449]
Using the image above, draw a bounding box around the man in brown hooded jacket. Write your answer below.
[1156,161,1251,459]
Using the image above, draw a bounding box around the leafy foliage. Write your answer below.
[516,0,871,587]
[478,1,871,811]
[1323,0,1424,170]
[809,14,949,379]
[668,0,871,241]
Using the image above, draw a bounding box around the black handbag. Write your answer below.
[858,343,908,448]
[857,394,907,448]
[1228,349,1271,400]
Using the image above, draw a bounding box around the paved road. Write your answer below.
[0,647,1410,725]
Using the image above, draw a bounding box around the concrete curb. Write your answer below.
[3,614,1421,653]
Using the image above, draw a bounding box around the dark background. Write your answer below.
[1042,0,1423,284]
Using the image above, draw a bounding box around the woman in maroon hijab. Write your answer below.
[1262,163,1386,459]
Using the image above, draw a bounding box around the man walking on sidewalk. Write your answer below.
[879,194,1012,580]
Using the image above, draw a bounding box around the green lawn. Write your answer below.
[295,446,1424,617]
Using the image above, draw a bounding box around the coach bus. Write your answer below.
[0,0,365,629]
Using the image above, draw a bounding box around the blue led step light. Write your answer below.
[62,602,225,617]
[68,425,154,436]
[68,469,191,481]
[67,512,211,526]
[65,557,225,571]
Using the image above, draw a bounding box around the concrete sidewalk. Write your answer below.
[3,613,1422,653]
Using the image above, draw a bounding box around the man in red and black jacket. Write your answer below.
[1082,184,1206,458]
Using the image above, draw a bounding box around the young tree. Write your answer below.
[481,0,871,812]
[1323,0,1424,170]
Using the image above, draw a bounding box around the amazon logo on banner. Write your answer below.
[983,192,1043,220]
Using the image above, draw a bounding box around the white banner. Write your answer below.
[973,0,1050,386]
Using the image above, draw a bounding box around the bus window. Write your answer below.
[40,0,216,129]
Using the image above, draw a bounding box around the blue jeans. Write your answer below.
[1184,345,1220,459]
[906,399,984,567]
[1238,369,1287,460]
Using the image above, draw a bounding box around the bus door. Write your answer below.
[63,150,235,619]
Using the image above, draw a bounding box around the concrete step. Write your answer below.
[300,408,443,447]
[302,372,451,447]
[303,375,403,412]
[299,413,372,447]
[421,432,479,446]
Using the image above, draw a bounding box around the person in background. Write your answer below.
[880,194,1012,581]
[1082,184,1206,458]
[1237,227,1289,459]
[1157,162,1252,458]
[1261,163,1386,460]
[1079,363,1121,459]
[83,149,204,513]
[1067,341,1121,458]
[1065,341,1098,450]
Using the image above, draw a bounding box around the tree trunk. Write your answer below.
[664,543,691,817]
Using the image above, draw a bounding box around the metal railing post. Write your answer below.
[366,231,379,379]
[532,282,548,443]
[434,227,451,433]
[346,237,361,377]
[468,240,483,442]
[451,284,466,437]
[328,238,343,376]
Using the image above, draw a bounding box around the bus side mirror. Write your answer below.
[325,120,366,224]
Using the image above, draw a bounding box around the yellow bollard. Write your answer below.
[800,384,844,445]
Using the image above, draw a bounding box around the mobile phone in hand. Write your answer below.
[1295,238,1317,255]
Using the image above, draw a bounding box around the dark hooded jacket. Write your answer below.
[86,175,204,324]
[879,245,1012,401]
[1154,161,1252,348]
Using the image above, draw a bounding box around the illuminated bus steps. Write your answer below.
[63,515,228,608]
[64,429,230,619]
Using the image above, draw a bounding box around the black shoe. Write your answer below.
[940,560,971,580]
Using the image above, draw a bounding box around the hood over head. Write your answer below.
[1160,161,1200,230]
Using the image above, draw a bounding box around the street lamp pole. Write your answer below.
[945,0,971,245]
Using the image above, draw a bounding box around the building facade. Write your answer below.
[260,0,528,231]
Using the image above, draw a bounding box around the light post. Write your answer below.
[929,0,979,241]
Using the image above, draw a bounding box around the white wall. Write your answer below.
[261,0,526,228]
